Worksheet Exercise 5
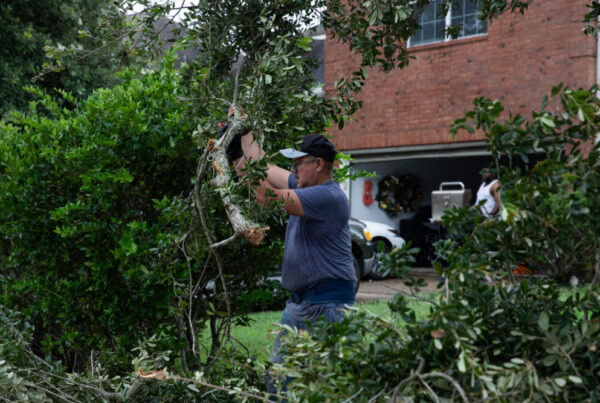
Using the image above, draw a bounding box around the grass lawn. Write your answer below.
[199,285,586,362]
[227,295,437,362]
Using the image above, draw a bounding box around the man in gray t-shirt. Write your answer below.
[230,133,355,368]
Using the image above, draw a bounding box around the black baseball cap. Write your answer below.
[279,134,337,162]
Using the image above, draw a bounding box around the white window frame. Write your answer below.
[408,0,487,47]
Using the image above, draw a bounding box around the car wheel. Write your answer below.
[367,258,391,280]
[368,238,392,280]
[373,237,392,254]
[353,254,362,294]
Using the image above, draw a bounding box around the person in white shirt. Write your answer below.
[475,168,500,218]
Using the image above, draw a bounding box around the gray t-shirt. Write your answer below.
[281,174,355,293]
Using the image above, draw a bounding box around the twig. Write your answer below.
[33,18,145,82]
[33,366,147,402]
[227,334,251,357]
[367,388,386,403]
[417,375,440,403]
[420,372,469,402]
[408,285,440,308]
[391,358,425,401]
[24,382,80,403]
[342,386,364,402]
[195,197,232,372]
[153,0,186,39]
[210,233,239,249]
[169,375,274,401]
[175,315,189,373]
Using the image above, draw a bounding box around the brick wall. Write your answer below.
[325,0,596,151]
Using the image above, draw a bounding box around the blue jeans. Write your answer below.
[269,302,350,364]
[266,302,351,400]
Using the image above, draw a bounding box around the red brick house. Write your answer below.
[324,0,596,258]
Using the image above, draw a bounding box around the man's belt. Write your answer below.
[290,279,355,304]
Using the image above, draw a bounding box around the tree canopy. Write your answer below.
[0,0,137,117]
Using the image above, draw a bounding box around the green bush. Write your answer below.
[270,84,600,401]
[0,56,283,374]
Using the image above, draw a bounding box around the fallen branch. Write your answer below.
[208,118,267,245]
[134,368,276,401]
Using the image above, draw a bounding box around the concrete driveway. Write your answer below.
[356,270,442,303]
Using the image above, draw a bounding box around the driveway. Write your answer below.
[356,269,442,303]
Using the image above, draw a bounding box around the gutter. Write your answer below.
[346,141,490,164]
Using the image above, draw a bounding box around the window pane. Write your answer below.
[435,18,444,40]
[423,1,436,21]
[411,0,445,45]
[452,0,464,15]
[451,14,462,28]
[478,19,487,34]
[464,0,477,14]
[463,15,477,36]
[422,23,434,42]
[452,0,487,39]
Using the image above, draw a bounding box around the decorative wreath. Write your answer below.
[375,174,422,217]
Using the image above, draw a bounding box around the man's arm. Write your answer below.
[235,132,291,189]
[490,181,501,215]
[255,180,305,217]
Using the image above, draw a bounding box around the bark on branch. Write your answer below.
[208,118,267,246]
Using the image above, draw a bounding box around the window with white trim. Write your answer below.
[410,0,487,47]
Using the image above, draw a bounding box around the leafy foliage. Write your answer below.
[2,0,600,400]
[0,0,139,118]
[0,56,285,375]
[270,84,600,401]
[449,83,600,282]
[0,305,109,401]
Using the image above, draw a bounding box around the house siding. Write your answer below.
[324,0,596,152]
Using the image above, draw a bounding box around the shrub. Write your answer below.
[270,84,600,401]
[0,56,283,374]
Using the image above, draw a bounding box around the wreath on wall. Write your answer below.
[375,174,422,217]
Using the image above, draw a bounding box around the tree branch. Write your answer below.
[420,372,470,402]
[208,120,267,245]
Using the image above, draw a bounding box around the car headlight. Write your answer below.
[363,229,372,241]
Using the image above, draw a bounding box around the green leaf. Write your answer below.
[296,37,313,51]
[369,10,378,25]
[538,311,549,332]
[360,67,369,80]
[540,115,555,128]
[554,378,566,387]
[568,376,582,384]
[500,206,509,221]
[542,355,557,367]
[457,352,467,373]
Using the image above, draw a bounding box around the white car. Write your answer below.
[361,220,406,279]
[361,220,406,253]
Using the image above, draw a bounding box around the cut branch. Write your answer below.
[208,118,267,245]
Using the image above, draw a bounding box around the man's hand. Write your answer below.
[218,104,249,162]
[218,123,244,161]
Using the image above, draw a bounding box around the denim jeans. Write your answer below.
[269,302,349,364]
[266,302,351,400]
